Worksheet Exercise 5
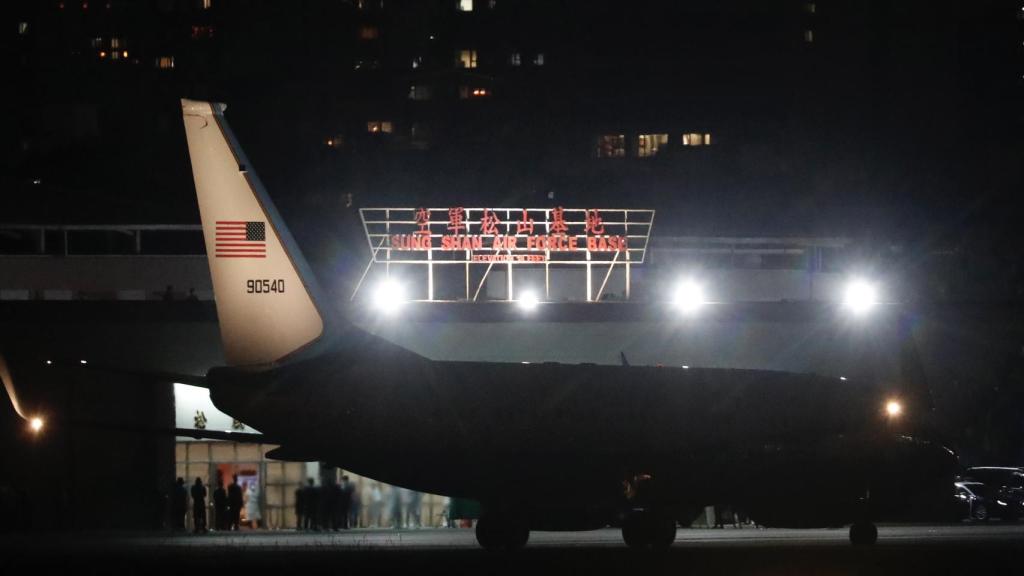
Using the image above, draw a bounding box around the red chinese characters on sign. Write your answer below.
[414,208,431,235]
[584,209,605,235]
[549,207,569,236]
[447,207,467,233]
[480,209,502,236]
[391,207,628,256]
[515,209,535,234]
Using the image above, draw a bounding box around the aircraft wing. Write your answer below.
[2,352,273,442]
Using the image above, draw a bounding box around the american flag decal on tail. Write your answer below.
[215,221,267,258]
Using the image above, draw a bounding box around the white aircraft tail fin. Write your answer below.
[181,99,327,367]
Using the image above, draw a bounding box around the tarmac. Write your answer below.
[2,524,1022,575]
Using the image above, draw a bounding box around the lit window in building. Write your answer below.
[510,52,521,66]
[91,37,103,48]
[156,56,175,69]
[596,135,626,158]
[682,133,711,146]
[637,134,668,158]
[325,135,344,148]
[533,53,545,66]
[408,85,433,100]
[457,49,478,68]
[459,86,490,99]
[457,0,473,11]
[191,25,215,39]
[367,121,393,134]
[805,2,816,13]
[110,50,120,60]
[488,0,497,8]
[19,22,29,35]
[804,29,814,43]
[203,0,213,9]
[359,25,380,40]
[110,37,121,49]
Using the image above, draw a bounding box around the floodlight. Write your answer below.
[672,280,705,313]
[885,399,903,418]
[372,280,407,314]
[843,279,878,315]
[29,417,44,434]
[517,291,540,312]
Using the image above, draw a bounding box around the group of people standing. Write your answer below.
[296,476,357,531]
[171,473,258,533]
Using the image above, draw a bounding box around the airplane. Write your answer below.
[2,99,960,550]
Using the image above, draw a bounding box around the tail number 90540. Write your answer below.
[247,279,285,294]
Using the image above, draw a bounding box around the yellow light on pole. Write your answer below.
[885,400,903,418]
[29,417,44,433]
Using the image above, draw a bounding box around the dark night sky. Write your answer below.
[7,1,1024,255]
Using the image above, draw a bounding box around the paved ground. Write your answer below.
[3,524,1022,575]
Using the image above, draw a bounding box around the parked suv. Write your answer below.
[956,467,1024,521]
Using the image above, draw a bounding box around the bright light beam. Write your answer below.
[843,279,878,315]
[372,280,407,314]
[673,280,705,314]
[517,291,540,312]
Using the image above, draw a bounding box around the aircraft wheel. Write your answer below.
[475,514,529,551]
[849,521,878,546]
[622,510,676,550]
[622,512,649,549]
[649,515,678,550]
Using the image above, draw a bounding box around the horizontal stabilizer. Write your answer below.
[173,428,273,443]
[48,359,208,388]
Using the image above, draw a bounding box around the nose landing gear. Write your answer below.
[849,494,877,546]
[621,509,677,550]
[475,511,530,551]
[849,521,878,545]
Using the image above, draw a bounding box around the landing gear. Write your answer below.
[848,491,877,546]
[475,512,530,551]
[621,510,677,550]
[849,521,878,546]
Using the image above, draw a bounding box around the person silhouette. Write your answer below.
[190,477,207,533]
[171,478,187,531]
[213,475,228,531]
[227,474,243,530]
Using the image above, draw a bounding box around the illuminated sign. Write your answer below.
[356,207,655,302]
[361,207,653,264]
